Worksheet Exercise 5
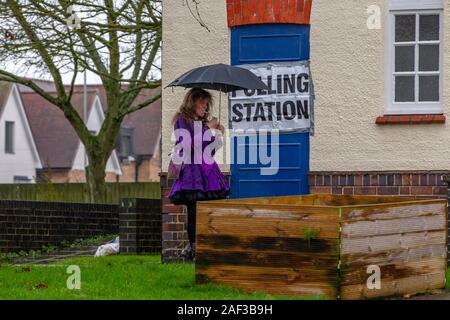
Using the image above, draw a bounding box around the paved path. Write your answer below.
[388,290,450,300]
[408,291,450,300]
[10,246,98,265]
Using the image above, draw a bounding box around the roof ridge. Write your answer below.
[20,90,99,94]
[23,77,56,83]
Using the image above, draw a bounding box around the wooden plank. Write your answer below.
[207,194,318,205]
[341,272,445,300]
[206,194,435,207]
[196,204,340,239]
[197,202,340,219]
[196,249,339,270]
[196,265,337,299]
[342,244,447,267]
[197,210,338,223]
[205,279,337,299]
[341,257,446,286]
[196,264,338,285]
[196,234,339,256]
[341,201,446,222]
[342,230,446,254]
[217,194,318,206]
[341,214,446,238]
[197,219,339,239]
[314,194,419,207]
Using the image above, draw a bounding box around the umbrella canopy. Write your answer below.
[166,63,268,92]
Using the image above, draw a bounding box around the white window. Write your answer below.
[386,0,443,115]
[5,121,14,154]
[14,176,32,184]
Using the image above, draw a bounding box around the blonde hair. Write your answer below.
[172,88,213,125]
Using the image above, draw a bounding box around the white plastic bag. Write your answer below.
[94,236,119,257]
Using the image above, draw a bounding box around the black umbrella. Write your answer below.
[166,63,268,123]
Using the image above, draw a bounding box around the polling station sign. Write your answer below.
[229,61,314,133]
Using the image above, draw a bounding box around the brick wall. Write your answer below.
[226,0,312,27]
[119,198,162,254]
[0,200,119,253]
[309,171,449,198]
[160,174,188,262]
[118,157,161,183]
[118,162,137,182]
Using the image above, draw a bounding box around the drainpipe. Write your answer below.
[83,69,88,174]
[443,174,450,268]
[135,155,143,182]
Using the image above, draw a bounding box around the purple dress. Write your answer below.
[168,115,230,205]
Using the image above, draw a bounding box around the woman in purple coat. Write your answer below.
[168,88,230,260]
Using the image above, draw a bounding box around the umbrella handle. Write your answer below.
[218,90,221,124]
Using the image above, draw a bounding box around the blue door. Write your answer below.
[230,24,311,198]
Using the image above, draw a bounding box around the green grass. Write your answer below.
[0,256,326,300]
[0,234,117,265]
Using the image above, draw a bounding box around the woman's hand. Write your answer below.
[206,117,219,129]
[216,124,225,135]
[207,117,225,135]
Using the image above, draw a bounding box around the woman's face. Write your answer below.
[194,98,209,119]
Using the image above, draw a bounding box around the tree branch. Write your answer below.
[120,92,161,117]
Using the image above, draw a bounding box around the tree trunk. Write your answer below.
[85,160,107,203]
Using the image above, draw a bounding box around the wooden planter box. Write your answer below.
[195,194,447,299]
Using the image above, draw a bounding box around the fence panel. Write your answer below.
[0,182,160,204]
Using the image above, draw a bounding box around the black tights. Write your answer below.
[186,202,197,248]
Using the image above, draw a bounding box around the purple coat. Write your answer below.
[168,115,230,198]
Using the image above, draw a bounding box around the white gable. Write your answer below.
[0,85,42,183]
[72,96,122,175]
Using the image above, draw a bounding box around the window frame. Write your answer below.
[13,176,32,184]
[118,127,134,162]
[5,121,14,154]
[121,135,132,157]
[386,9,443,115]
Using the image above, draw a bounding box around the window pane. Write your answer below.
[419,45,439,71]
[5,121,14,154]
[14,176,31,184]
[121,136,132,157]
[420,15,439,41]
[395,76,415,102]
[395,15,416,42]
[419,76,439,101]
[395,46,415,72]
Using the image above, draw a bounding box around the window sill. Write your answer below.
[375,114,446,125]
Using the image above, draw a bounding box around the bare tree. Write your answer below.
[184,0,210,32]
[0,0,161,202]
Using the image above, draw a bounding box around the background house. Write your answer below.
[82,84,162,183]
[0,79,161,183]
[21,89,122,182]
[0,82,42,183]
